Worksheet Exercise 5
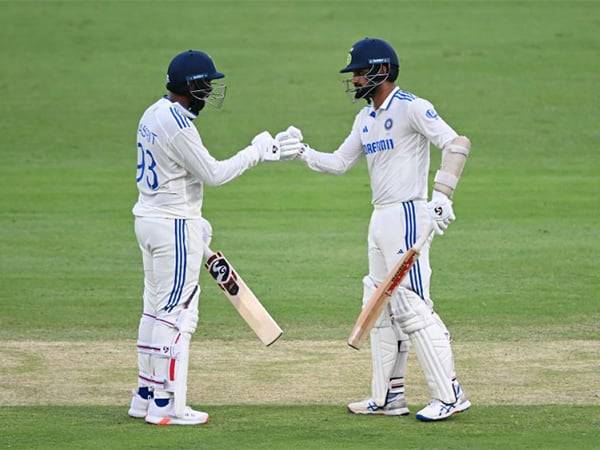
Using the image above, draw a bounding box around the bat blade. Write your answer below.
[347,249,418,349]
[205,251,283,346]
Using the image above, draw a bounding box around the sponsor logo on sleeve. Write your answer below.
[425,109,439,119]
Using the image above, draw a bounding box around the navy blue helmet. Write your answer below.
[166,50,226,113]
[340,38,399,101]
[340,38,399,73]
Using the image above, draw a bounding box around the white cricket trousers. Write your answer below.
[135,217,209,319]
[368,200,433,305]
[133,216,210,391]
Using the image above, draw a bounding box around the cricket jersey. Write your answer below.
[301,87,458,206]
[132,98,261,219]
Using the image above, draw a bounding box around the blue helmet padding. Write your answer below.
[340,38,399,73]
[166,50,224,94]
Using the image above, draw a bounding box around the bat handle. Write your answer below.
[202,243,216,261]
[414,223,435,253]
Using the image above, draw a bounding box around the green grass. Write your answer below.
[2,405,600,450]
[1,0,599,447]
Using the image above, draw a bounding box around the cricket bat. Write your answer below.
[347,225,434,350]
[204,246,283,346]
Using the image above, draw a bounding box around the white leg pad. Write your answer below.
[410,326,456,403]
[151,321,182,393]
[391,287,456,404]
[363,275,398,407]
[370,326,398,406]
[389,337,409,386]
[136,313,155,386]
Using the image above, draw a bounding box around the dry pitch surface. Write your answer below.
[4,337,599,407]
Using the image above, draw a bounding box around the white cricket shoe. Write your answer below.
[415,383,471,422]
[347,395,410,416]
[145,399,209,426]
[128,390,150,419]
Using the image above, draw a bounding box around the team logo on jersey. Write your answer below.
[384,118,393,130]
[426,108,439,119]
[362,126,369,133]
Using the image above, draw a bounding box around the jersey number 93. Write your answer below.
[136,142,159,190]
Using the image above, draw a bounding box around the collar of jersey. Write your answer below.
[369,86,400,116]
[161,96,197,120]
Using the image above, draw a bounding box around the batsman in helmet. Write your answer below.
[279,38,472,421]
[128,50,300,425]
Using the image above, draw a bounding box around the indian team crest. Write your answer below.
[346,49,353,65]
[384,118,393,130]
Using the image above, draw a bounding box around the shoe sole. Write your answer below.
[347,406,410,416]
[128,408,147,419]
[415,400,472,422]
[145,414,210,426]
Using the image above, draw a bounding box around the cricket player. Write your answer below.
[128,49,300,425]
[278,38,472,421]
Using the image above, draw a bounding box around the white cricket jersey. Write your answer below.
[302,87,458,206]
[132,98,261,219]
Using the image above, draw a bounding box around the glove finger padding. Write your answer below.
[252,131,280,162]
[286,125,303,141]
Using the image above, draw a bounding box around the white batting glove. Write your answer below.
[252,131,280,162]
[426,190,456,235]
[275,126,304,160]
[176,308,199,335]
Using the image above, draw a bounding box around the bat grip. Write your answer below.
[414,223,435,252]
[202,243,216,261]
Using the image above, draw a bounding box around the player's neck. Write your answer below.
[167,92,190,110]
[371,83,395,110]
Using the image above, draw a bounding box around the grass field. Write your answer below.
[1,0,600,448]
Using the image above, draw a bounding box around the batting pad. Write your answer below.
[370,326,398,406]
[136,313,155,386]
[410,325,456,404]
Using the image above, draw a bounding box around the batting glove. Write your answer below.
[275,126,304,160]
[426,190,456,235]
[252,131,280,162]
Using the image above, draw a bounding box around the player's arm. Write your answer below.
[277,117,363,176]
[408,98,471,198]
[409,98,471,234]
[169,128,278,187]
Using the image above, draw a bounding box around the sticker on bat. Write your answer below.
[206,254,240,296]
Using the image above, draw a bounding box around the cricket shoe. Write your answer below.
[347,393,410,416]
[415,382,471,422]
[128,388,153,419]
[145,399,209,426]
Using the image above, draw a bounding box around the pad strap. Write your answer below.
[138,372,166,389]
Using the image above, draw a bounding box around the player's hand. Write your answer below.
[426,190,455,235]
[275,126,304,160]
[176,307,199,335]
[252,131,280,162]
